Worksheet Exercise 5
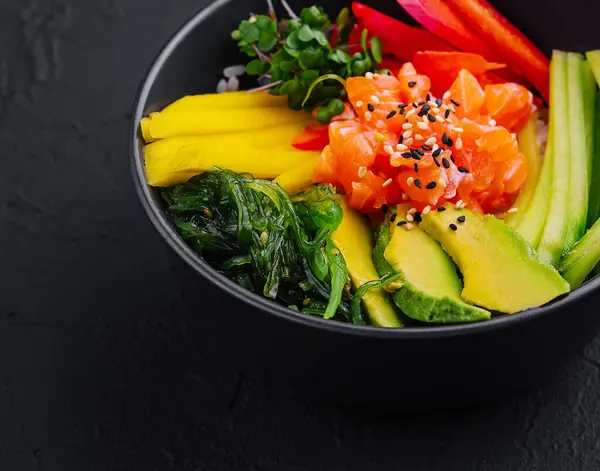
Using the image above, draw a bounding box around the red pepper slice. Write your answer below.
[413,51,506,96]
[396,0,496,60]
[446,0,550,102]
[291,125,330,151]
[351,2,455,61]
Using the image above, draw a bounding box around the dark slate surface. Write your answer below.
[2,1,600,470]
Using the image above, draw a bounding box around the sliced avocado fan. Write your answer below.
[374,205,490,324]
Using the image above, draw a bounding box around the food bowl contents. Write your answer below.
[140,0,600,327]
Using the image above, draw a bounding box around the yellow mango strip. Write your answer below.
[146,145,320,187]
[163,92,287,112]
[144,123,310,165]
[141,103,311,142]
[274,156,319,194]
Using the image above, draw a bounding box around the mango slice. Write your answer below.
[274,157,319,194]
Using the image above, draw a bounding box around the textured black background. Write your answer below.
[2,0,600,470]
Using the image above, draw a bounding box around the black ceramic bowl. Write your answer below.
[133,0,600,410]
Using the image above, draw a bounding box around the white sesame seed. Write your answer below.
[356,100,364,108]
[423,205,431,215]
[403,130,414,139]
[216,78,228,93]
[371,95,381,105]
[396,144,408,151]
[382,178,393,188]
[425,137,437,147]
[223,65,247,78]
[489,119,497,126]
[416,121,428,130]
[402,123,414,130]
[384,145,394,155]
[432,144,439,152]
[455,137,463,150]
[408,208,417,215]
[508,207,519,214]
[405,223,415,230]
[358,166,368,178]
[455,200,463,209]
[449,105,456,112]
[406,213,414,222]
[443,91,451,100]
[435,115,445,123]
[365,111,372,122]
[404,137,414,146]
[407,177,414,187]
[460,202,468,209]
[431,108,440,115]
[453,127,464,133]
[405,109,416,119]
[428,100,438,108]
[366,72,374,79]
[414,134,424,141]
[438,178,447,188]
[402,193,408,201]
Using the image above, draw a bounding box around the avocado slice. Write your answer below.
[560,218,600,288]
[420,205,570,314]
[331,198,402,328]
[374,206,490,324]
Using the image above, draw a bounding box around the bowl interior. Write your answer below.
[133,0,600,335]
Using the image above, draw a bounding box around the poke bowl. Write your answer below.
[132,0,600,410]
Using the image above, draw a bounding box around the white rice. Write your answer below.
[216,78,228,93]
[227,76,241,92]
[223,64,246,79]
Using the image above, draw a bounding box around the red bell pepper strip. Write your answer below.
[351,2,455,61]
[446,0,550,102]
[291,125,330,151]
[413,51,506,95]
[396,0,496,59]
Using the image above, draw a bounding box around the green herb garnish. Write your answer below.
[232,4,384,121]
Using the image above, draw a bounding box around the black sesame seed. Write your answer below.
[414,163,419,172]
[451,99,461,107]
[437,206,447,212]
[451,156,456,164]
[433,155,441,167]
[426,94,431,102]
[400,107,406,115]
[414,179,422,189]
[422,145,432,151]
[432,147,443,158]
[397,221,408,226]
[399,135,404,144]
[416,148,425,156]
[412,102,418,108]
[447,137,454,147]
[442,157,450,169]
[445,109,451,119]
[426,181,437,190]
[436,98,443,107]
[414,212,423,223]
[390,214,397,223]
[457,215,466,223]
[418,101,426,106]
[381,204,388,213]
[398,103,408,109]
[449,223,458,231]
[418,104,431,117]
[367,103,375,112]
[411,150,421,160]
[442,132,449,145]
[408,81,417,88]
[457,166,470,174]
[386,110,397,119]
[427,113,436,123]
[401,152,413,159]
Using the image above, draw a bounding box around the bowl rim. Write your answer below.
[131,0,599,339]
